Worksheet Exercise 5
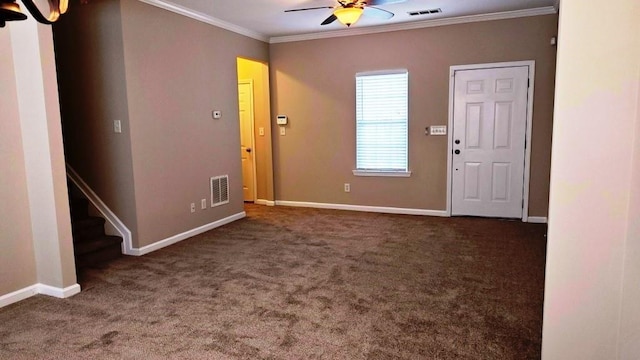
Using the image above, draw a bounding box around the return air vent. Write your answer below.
[210,175,229,207]
[408,8,442,16]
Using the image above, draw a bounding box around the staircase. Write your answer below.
[68,183,123,269]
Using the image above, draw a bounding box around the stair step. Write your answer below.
[74,235,122,256]
[72,216,106,241]
[75,240,122,269]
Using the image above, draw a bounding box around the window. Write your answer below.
[354,70,410,177]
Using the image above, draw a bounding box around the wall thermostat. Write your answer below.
[276,115,288,125]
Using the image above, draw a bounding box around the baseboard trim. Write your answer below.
[0,285,38,308]
[130,211,246,256]
[527,216,548,224]
[37,283,81,298]
[255,199,276,206]
[66,165,134,255]
[275,201,448,217]
[0,283,81,308]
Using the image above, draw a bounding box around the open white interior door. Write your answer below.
[238,81,256,202]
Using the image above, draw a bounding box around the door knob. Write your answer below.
[246,148,252,153]
[454,149,460,155]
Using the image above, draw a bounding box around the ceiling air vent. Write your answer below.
[211,175,229,207]
[408,8,442,16]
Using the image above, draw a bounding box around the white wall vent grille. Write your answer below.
[408,8,442,16]
[210,175,229,207]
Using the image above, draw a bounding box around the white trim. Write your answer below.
[275,200,448,217]
[255,199,276,206]
[66,165,134,255]
[356,69,408,77]
[446,61,536,222]
[37,283,81,298]
[129,211,246,256]
[137,0,268,42]
[352,170,412,177]
[522,64,536,222]
[0,285,38,308]
[527,216,548,224]
[270,7,557,43]
[1,283,81,309]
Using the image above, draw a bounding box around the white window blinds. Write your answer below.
[355,70,409,172]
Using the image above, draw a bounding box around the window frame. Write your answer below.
[353,69,411,178]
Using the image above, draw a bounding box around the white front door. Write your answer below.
[451,66,529,218]
[238,81,255,202]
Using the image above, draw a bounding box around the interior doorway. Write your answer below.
[236,57,275,206]
[447,61,535,220]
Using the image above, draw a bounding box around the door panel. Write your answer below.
[463,162,481,201]
[238,82,255,202]
[451,66,528,218]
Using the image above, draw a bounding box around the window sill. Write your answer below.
[352,170,412,177]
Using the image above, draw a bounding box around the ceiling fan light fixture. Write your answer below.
[0,0,28,26]
[334,7,363,27]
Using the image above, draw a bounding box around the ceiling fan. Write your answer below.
[285,0,408,27]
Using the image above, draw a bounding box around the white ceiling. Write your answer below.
[142,0,557,41]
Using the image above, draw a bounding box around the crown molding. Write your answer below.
[137,0,269,42]
[269,6,557,44]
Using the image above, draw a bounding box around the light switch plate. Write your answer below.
[259,127,265,136]
[114,120,122,133]
[429,125,447,135]
[280,127,286,136]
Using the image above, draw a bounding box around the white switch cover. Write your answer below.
[114,120,122,133]
[280,127,286,136]
[201,199,207,210]
[259,127,265,136]
[429,126,447,135]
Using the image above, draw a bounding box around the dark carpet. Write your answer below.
[0,204,547,359]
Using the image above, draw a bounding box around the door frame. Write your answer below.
[446,60,535,222]
[238,79,258,202]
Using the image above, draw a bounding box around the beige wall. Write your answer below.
[54,0,270,248]
[54,0,139,243]
[121,0,268,246]
[0,28,38,296]
[269,15,557,216]
[1,17,78,300]
[541,0,640,358]
[237,58,275,202]
[620,81,640,358]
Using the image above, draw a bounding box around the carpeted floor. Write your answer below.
[0,204,547,359]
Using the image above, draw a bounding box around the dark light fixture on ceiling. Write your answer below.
[0,0,68,28]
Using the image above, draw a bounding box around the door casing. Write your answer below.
[446,60,535,222]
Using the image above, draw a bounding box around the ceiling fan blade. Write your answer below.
[321,14,337,25]
[364,6,394,19]
[367,0,406,5]
[284,6,333,13]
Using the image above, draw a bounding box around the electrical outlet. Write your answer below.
[201,199,207,210]
[190,203,196,213]
[344,183,351,192]
[280,127,286,136]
